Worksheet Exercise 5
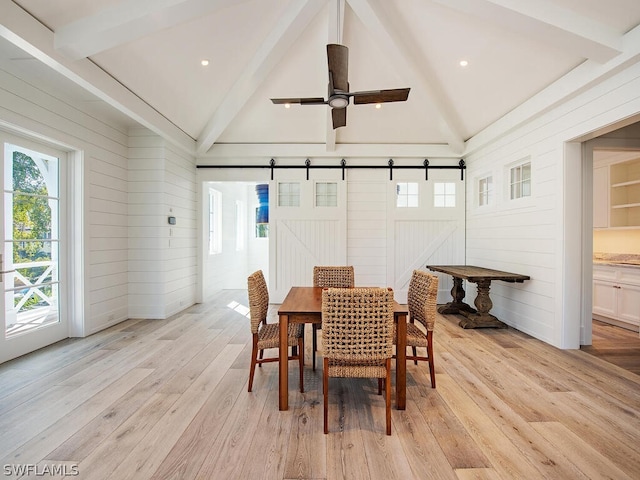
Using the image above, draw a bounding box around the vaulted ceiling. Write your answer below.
[1,0,640,158]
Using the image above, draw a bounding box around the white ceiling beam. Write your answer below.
[196,0,327,155]
[432,0,623,63]
[325,0,346,151]
[54,0,251,60]
[346,0,465,153]
[0,0,195,153]
[201,142,459,159]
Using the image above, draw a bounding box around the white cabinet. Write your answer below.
[593,156,640,229]
[593,265,640,330]
[610,158,640,227]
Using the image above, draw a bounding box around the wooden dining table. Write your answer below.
[277,286,409,411]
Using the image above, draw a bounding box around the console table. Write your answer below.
[426,265,530,328]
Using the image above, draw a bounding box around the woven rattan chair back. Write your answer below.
[313,266,355,288]
[322,287,394,364]
[246,270,304,393]
[401,269,438,388]
[321,287,394,435]
[309,266,355,370]
[408,270,439,332]
[247,270,269,334]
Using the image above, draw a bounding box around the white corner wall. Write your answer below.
[129,128,197,319]
[464,61,640,348]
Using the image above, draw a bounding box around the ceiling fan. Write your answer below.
[270,44,410,129]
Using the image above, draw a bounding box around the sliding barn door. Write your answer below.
[269,169,346,302]
[387,168,465,303]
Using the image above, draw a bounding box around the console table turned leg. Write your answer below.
[437,277,476,315]
[458,279,507,329]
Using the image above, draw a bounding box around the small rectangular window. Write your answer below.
[510,162,531,200]
[396,182,419,207]
[278,182,300,207]
[209,188,222,254]
[434,182,455,207]
[316,182,337,207]
[478,176,493,206]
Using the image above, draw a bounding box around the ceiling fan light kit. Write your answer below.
[271,43,410,129]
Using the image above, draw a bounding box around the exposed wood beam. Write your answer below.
[54,0,251,60]
[325,0,346,151]
[196,0,327,155]
[346,0,465,153]
[432,0,623,63]
[0,0,195,153]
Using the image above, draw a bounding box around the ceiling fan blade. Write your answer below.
[332,107,347,129]
[271,97,326,105]
[352,88,410,104]
[327,44,349,92]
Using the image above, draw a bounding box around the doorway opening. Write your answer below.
[201,181,269,300]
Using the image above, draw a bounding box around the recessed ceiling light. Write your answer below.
[459,60,468,67]
[284,103,291,109]
[375,103,382,109]
[201,59,209,66]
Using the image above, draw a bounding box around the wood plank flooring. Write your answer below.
[1,289,639,480]
[581,320,640,375]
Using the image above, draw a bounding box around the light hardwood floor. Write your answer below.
[1,289,639,480]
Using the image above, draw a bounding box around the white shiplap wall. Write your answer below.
[0,67,131,336]
[464,61,640,348]
[128,129,197,319]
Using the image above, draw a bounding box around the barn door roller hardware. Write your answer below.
[198,158,466,181]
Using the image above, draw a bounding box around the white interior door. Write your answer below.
[387,168,465,303]
[0,136,66,364]
[269,168,347,302]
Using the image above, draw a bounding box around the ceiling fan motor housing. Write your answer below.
[329,94,349,108]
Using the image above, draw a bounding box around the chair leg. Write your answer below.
[323,357,329,434]
[385,359,391,435]
[427,332,436,388]
[312,324,318,371]
[248,339,259,392]
[412,346,418,365]
[298,338,305,393]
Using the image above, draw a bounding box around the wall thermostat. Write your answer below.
[168,216,176,225]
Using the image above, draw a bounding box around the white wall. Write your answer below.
[0,67,130,336]
[0,67,199,341]
[128,129,197,319]
[464,61,640,348]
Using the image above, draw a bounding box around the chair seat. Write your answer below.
[326,361,387,378]
[257,323,304,350]
[394,323,428,348]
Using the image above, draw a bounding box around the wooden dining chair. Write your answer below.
[312,266,355,370]
[247,270,304,393]
[395,270,438,388]
[322,287,394,435]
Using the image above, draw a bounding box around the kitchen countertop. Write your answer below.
[593,253,640,268]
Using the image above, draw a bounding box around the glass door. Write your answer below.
[1,139,66,364]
